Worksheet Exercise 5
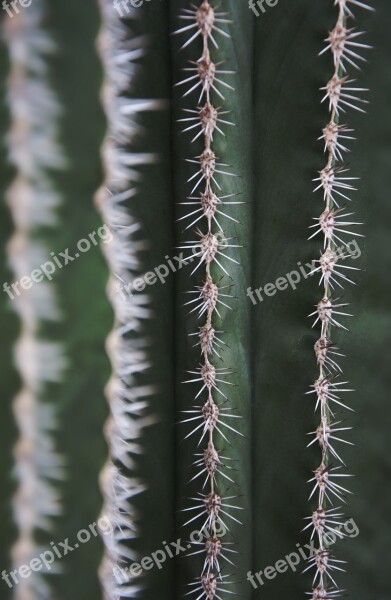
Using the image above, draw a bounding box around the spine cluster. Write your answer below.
[4,3,66,599]
[305,1,372,598]
[97,2,161,598]
[175,2,241,598]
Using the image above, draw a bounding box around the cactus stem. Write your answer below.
[175,2,240,597]
[305,1,372,597]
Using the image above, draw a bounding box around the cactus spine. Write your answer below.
[175,2,242,598]
[305,1,372,598]
[97,2,162,598]
[4,3,66,598]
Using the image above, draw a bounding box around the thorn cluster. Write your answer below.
[175,3,240,598]
[305,0,372,596]
[97,2,161,598]
[4,6,67,599]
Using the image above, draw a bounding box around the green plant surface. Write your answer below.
[252,3,331,597]
[169,2,254,598]
[39,1,111,598]
[252,1,391,599]
[102,2,391,599]
[334,2,391,595]
[124,4,177,599]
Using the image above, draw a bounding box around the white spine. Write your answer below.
[4,2,66,598]
[305,1,372,598]
[175,2,242,598]
[97,2,161,598]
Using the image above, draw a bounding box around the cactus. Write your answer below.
[174,2,249,598]
[1,2,391,600]
[1,1,111,599]
[304,1,372,598]
[96,2,164,598]
[3,4,67,598]
[171,2,253,598]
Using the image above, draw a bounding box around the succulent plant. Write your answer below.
[1,2,391,600]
